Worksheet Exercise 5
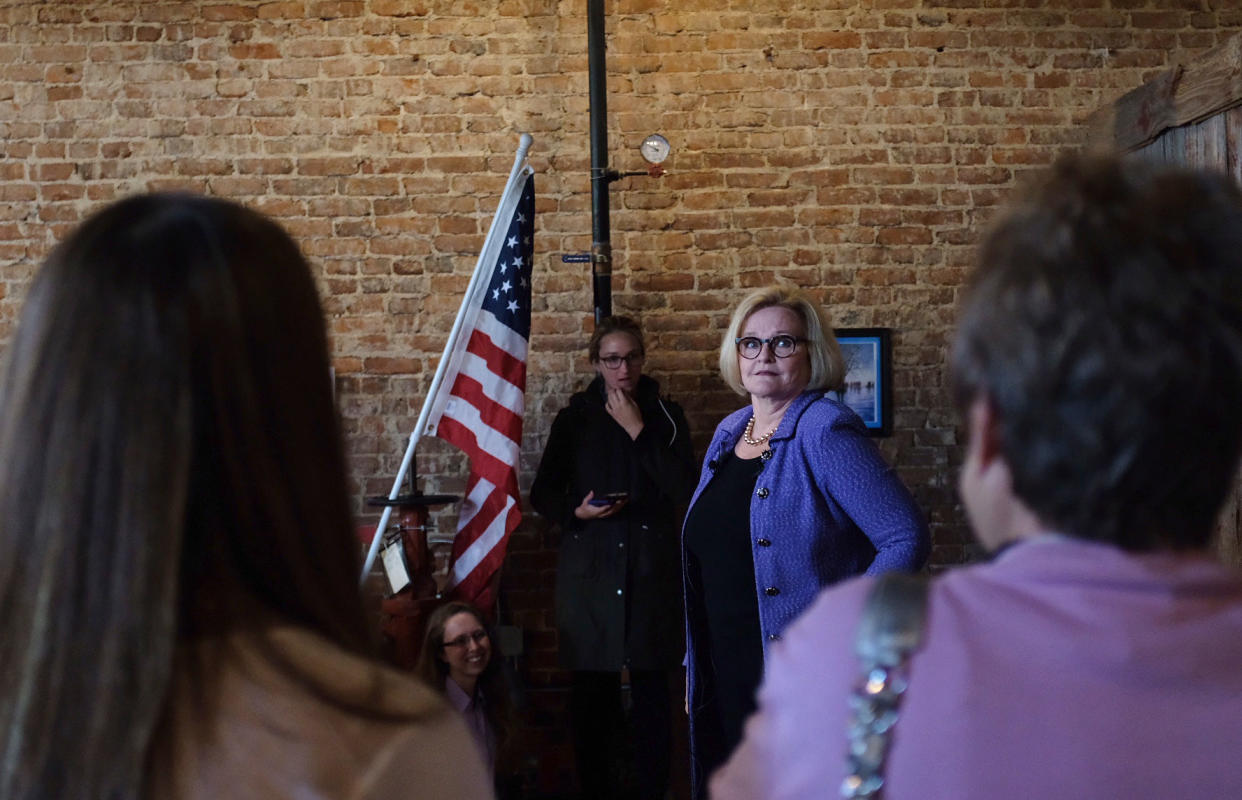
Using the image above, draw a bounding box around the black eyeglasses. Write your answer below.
[599,352,644,369]
[443,629,489,649]
[735,335,806,359]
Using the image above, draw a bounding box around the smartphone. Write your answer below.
[588,492,629,507]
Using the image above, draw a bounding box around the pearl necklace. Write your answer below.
[743,415,779,446]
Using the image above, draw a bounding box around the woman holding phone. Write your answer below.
[531,315,697,800]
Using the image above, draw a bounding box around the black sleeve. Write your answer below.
[633,397,697,504]
[529,406,580,529]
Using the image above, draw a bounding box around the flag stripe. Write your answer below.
[459,346,525,416]
[476,309,529,361]
[463,328,527,393]
[454,474,490,532]
[445,372,524,446]
[436,415,517,492]
[440,393,521,476]
[448,479,514,585]
[449,503,521,597]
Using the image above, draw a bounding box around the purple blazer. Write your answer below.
[683,390,928,793]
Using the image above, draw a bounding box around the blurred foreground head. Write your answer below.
[0,193,364,798]
[953,154,1242,552]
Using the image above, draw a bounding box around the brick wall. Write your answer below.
[4,1,1241,794]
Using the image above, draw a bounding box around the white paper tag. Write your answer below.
[381,539,411,595]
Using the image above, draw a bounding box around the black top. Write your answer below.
[529,374,697,671]
[682,449,765,771]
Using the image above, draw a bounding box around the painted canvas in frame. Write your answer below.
[830,327,893,437]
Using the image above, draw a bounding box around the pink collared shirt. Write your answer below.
[711,536,1242,799]
[445,677,496,773]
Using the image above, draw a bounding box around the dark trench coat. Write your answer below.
[530,374,697,671]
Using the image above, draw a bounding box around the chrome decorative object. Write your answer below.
[640,133,671,164]
[841,574,930,799]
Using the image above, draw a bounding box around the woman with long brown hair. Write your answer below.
[415,602,513,779]
[0,193,492,800]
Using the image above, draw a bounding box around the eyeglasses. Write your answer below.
[599,352,644,369]
[443,629,489,649]
[735,335,806,359]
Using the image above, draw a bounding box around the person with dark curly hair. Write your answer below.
[713,155,1242,800]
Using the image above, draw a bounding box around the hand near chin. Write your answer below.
[605,387,644,440]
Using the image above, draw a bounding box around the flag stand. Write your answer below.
[365,474,457,668]
[359,133,534,587]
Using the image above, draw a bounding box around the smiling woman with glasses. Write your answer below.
[679,284,929,798]
[530,314,698,800]
[443,629,490,649]
[416,602,510,782]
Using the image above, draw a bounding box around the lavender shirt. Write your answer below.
[711,536,1242,799]
[444,678,495,774]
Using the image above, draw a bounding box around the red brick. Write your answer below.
[228,42,280,59]
[803,31,862,49]
[44,64,81,83]
[297,157,361,176]
[6,5,1242,710]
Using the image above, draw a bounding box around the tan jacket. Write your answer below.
[150,625,495,800]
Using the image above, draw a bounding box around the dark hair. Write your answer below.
[0,193,368,798]
[952,154,1242,551]
[414,601,511,746]
[588,315,645,362]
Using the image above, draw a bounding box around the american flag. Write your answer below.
[423,171,534,611]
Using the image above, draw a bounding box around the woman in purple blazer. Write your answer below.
[681,284,929,797]
[712,155,1242,800]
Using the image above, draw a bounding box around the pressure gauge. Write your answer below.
[640,133,671,164]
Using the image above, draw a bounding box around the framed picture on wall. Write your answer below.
[830,327,893,437]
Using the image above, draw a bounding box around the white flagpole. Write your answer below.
[360,133,534,585]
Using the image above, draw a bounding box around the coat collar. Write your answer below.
[717,389,826,449]
[444,675,481,712]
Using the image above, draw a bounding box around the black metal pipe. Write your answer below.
[587,0,612,322]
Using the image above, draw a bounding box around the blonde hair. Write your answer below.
[718,284,846,396]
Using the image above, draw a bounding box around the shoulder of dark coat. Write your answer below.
[634,374,667,406]
[636,373,660,394]
[566,377,606,411]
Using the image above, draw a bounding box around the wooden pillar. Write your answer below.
[1085,33,1242,566]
